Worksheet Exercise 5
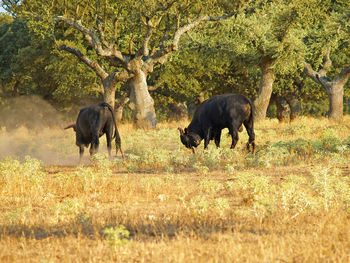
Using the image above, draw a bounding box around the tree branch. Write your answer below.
[58,44,108,80]
[318,47,332,76]
[138,16,164,57]
[335,66,350,86]
[172,13,235,50]
[145,12,235,70]
[303,61,320,83]
[55,16,127,64]
[96,18,111,49]
[148,79,164,91]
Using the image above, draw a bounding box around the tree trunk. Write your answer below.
[102,77,117,109]
[129,70,157,128]
[276,96,291,122]
[114,97,129,122]
[254,56,275,120]
[285,95,301,121]
[325,84,343,120]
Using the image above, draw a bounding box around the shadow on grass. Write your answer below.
[0,216,269,240]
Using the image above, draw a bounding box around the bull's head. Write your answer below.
[64,123,77,132]
[178,127,201,153]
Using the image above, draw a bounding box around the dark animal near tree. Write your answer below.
[64,102,124,161]
[178,94,255,153]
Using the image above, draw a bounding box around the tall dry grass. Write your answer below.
[0,116,350,262]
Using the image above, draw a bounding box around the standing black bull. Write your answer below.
[178,94,255,153]
[64,102,124,161]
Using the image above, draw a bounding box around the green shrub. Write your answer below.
[102,225,130,249]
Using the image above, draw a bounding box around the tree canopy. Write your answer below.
[0,0,349,122]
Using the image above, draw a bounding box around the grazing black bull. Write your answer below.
[178,94,255,153]
[64,102,124,161]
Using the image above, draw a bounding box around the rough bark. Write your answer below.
[169,102,188,121]
[254,56,275,120]
[304,49,350,121]
[325,83,344,120]
[114,96,129,122]
[102,79,117,109]
[285,95,301,121]
[276,96,291,122]
[129,71,157,128]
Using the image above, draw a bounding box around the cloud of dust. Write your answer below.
[0,96,81,165]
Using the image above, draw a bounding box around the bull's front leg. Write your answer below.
[228,125,239,149]
[214,129,222,148]
[204,127,211,149]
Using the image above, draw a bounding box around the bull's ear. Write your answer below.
[178,127,184,135]
[184,128,189,134]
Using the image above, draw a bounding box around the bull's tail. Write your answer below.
[245,97,255,153]
[100,102,118,139]
[247,98,255,129]
[101,102,124,158]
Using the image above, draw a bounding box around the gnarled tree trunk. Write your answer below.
[325,83,343,120]
[254,56,275,120]
[304,49,350,121]
[129,70,157,128]
[276,96,291,122]
[285,95,301,121]
[102,78,117,110]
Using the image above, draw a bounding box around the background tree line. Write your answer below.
[0,0,349,127]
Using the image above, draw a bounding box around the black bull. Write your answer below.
[64,102,124,161]
[178,94,255,153]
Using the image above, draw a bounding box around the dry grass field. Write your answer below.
[0,116,350,262]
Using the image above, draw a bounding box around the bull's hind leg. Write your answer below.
[89,134,100,156]
[228,125,239,149]
[79,146,84,163]
[243,119,255,152]
[106,129,113,159]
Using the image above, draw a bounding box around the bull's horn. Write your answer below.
[178,127,184,135]
[64,124,76,130]
[191,147,196,154]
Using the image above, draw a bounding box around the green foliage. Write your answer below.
[311,168,350,210]
[1,0,349,118]
[0,156,44,181]
[199,179,224,195]
[102,225,130,249]
[316,128,343,153]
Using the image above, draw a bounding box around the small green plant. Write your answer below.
[193,162,209,174]
[199,179,223,195]
[316,128,342,153]
[311,168,350,210]
[91,153,112,177]
[5,206,31,224]
[102,225,130,249]
[212,198,230,217]
[190,196,210,217]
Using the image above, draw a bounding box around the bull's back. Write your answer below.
[194,94,252,125]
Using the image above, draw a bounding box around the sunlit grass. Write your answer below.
[0,116,349,262]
